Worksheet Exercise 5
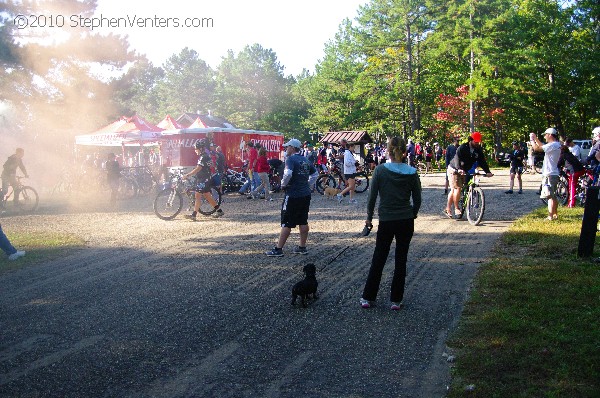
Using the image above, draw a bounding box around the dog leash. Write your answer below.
[318,245,350,272]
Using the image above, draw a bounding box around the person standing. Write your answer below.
[424,142,434,174]
[0,224,25,261]
[105,153,121,206]
[434,143,443,171]
[406,139,416,167]
[505,141,525,194]
[1,148,28,207]
[565,138,582,162]
[443,137,459,195]
[238,141,258,195]
[336,142,358,204]
[265,139,317,257]
[249,147,273,201]
[558,145,585,208]
[360,137,421,310]
[531,128,561,220]
[212,145,226,194]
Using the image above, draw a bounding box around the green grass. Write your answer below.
[448,207,600,397]
[0,230,86,273]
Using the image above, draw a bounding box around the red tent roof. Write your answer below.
[92,115,163,134]
[157,115,183,130]
[188,117,208,129]
[75,115,163,146]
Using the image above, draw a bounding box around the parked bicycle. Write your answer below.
[153,170,222,220]
[0,176,39,213]
[456,171,488,226]
[315,160,369,194]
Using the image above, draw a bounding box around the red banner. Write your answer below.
[159,130,284,169]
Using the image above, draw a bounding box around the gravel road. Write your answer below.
[0,170,544,397]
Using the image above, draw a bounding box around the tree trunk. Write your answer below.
[406,21,417,134]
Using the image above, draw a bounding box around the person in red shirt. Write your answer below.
[249,147,273,201]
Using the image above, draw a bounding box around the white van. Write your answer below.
[572,139,592,159]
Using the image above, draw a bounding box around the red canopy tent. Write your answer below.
[75,115,164,146]
[156,115,183,130]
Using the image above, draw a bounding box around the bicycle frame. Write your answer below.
[458,171,486,226]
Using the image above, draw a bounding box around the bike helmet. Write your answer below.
[195,139,207,149]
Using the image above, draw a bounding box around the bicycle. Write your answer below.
[540,171,569,207]
[456,171,488,226]
[315,160,369,194]
[153,171,222,220]
[0,176,39,213]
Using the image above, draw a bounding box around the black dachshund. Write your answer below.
[291,263,318,308]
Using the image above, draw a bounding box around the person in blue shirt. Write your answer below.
[505,141,525,194]
[266,139,318,257]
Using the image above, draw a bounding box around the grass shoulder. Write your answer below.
[447,207,600,397]
[0,230,86,274]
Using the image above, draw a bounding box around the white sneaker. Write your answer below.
[336,193,343,203]
[349,199,358,204]
[360,298,372,308]
[8,250,26,261]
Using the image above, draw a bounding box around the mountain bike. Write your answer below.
[456,171,488,226]
[153,171,221,220]
[0,176,39,213]
[315,161,369,194]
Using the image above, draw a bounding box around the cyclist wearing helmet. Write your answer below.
[183,139,223,220]
[505,141,525,194]
[444,132,493,219]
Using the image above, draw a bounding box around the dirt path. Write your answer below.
[0,170,544,397]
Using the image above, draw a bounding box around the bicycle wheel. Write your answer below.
[541,178,568,206]
[16,186,39,213]
[198,187,222,215]
[534,160,543,174]
[316,174,336,195]
[466,187,485,226]
[118,177,138,200]
[417,162,427,174]
[353,172,369,193]
[153,189,183,220]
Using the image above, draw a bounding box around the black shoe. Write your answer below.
[505,190,513,194]
[292,246,308,255]
[184,214,197,221]
[266,247,284,257]
[212,209,224,218]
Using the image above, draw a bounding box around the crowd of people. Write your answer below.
[4,125,600,309]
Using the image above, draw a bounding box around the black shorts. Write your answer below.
[280,195,311,228]
[509,165,524,175]
[344,173,356,180]
[194,177,213,193]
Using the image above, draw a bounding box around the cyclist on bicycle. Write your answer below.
[1,148,28,207]
[444,132,493,219]
[183,139,223,220]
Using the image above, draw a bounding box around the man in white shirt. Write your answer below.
[531,127,561,220]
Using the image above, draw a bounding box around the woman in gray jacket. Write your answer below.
[360,137,422,310]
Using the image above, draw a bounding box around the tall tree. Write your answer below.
[300,20,366,133]
[110,57,165,121]
[214,44,294,131]
[154,48,215,119]
[354,0,431,136]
